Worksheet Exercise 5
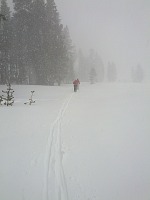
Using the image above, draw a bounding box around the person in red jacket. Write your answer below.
[73,79,80,92]
[76,78,80,90]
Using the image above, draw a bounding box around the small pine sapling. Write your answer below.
[0,95,3,105]
[24,91,35,105]
[2,83,14,106]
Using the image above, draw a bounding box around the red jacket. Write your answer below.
[73,79,80,85]
[73,80,78,85]
[76,79,80,84]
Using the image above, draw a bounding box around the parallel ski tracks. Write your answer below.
[43,93,74,200]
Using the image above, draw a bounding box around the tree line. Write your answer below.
[76,49,144,83]
[0,0,75,85]
[76,49,117,83]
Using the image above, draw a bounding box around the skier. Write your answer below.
[73,79,78,92]
[76,78,80,90]
[73,79,80,92]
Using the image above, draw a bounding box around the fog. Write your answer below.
[1,1,150,199]
[55,0,150,80]
[7,0,150,80]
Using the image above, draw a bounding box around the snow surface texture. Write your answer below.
[0,83,150,200]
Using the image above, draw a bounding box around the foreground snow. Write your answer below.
[0,83,150,200]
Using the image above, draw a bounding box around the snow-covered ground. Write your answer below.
[0,82,150,200]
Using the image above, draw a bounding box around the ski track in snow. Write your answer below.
[43,93,74,200]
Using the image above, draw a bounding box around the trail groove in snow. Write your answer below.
[43,93,74,200]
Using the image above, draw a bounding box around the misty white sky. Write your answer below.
[55,0,150,79]
[7,0,150,80]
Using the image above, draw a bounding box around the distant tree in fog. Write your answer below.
[78,49,87,81]
[76,49,104,83]
[89,67,96,84]
[131,64,144,82]
[94,52,104,82]
[87,49,104,82]
[107,62,117,82]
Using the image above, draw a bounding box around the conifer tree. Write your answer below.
[87,49,99,82]
[24,91,35,105]
[45,0,62,85]
[78,49,86,81]
[62,26,75,83]
[12,0,33,84]
[0,0,12,84]
[2,83,14,106]
[94,53,104,82]
[29,0,47,85]
[89,67,96,84]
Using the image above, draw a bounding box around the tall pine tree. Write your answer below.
[0,0,12,84]
[62,26,75,83]
[29,0,47,85]
[46,0,62,85]
[12,0,33,84]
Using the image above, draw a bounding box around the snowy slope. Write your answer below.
[0,83,150,200]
